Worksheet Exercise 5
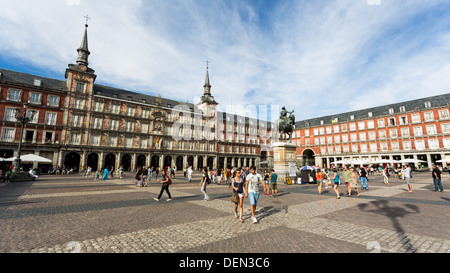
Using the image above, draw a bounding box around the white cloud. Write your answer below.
[1,0,450,122]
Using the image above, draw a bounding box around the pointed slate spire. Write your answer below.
[203,65,211,96]
[76,24,90,66]
[199,63,217,105]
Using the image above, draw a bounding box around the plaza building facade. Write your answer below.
[0,24,272,173]
[293,93,450,170]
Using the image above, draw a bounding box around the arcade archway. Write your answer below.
[302,149,315,167]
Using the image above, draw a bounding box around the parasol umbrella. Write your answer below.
[396,158,426,164]
[373,159,399,164]
[435,158,450,163]
[349,159,371,165]
[5,154,52,163]
[331,160,351,165]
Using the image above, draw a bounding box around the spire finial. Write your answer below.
[204,62,211,94]
[199,63,218,105]
[84,15,91,27]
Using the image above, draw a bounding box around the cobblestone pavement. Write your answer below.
[1,171,449,253]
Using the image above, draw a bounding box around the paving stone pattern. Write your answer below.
[0,171,449,253]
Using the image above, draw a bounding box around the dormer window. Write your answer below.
[34,79,42,87]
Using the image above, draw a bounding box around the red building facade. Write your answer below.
[0,71,65,170]
[293,95,450,170]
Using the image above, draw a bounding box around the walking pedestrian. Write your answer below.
[147,166,152,184]
[199,167,211,201]
[382,166,389,184]
[432,165,444,192]
[270,169,278,197]
[402,165,413,193]
[244,166,264,224]
[359,166,369,190]
[102,166,110,181]
[342,166,351,196]
[332,168,341,199]
[118,165,124,179]
[187,166,193,183]
[349,167,360,197]
[135,166,144,187]
[154,170,172,201]
[316,168,324,195]
[217,168,222,184]
[213,168,217,183]
[231,169,245,222]
[155,167,160,181]
[263,169,270,195]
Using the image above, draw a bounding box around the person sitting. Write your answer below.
[28,168,39,181]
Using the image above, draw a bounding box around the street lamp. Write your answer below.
[12,103,36,173]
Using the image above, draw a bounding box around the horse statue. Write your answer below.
[276,107,295,142]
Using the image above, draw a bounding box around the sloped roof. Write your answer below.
[294,93,450,129]
[0,68,66,92]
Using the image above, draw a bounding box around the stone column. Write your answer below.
[194,155,198,170]
[413,154,419,169]
[440,153,448,168]
[426,153,433,171]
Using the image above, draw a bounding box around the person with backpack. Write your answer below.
[154,169,172,201]
[332,168,341,199]
[200,167,211,201]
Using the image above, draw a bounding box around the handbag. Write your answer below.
[231,192,239,203]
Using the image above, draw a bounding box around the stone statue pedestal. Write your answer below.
[271,142,297,183]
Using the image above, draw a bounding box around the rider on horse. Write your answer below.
[277,107,295,142]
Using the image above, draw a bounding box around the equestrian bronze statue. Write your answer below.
[276,107,295,142]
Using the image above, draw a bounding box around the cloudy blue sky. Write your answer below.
[1,0,450,121]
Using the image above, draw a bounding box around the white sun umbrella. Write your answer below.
[331,160,351,165]
[435,158,450,163]
[373,159,398,164]
[397,158,426,163]
[5,154,52,163]
[349,159,371,165]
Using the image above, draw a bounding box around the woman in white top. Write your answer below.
[382,167,389,184]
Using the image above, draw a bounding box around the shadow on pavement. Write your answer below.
[358,200,419,253]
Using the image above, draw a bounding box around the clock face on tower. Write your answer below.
[79,65,87,72]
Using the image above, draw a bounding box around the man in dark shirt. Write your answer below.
[359,167,369,190]
[432,165,444,192]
